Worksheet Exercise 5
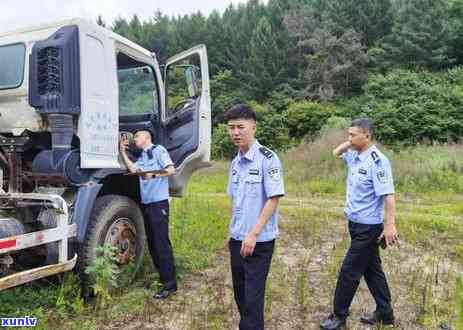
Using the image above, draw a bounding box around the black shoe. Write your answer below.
[153,286,177,299]
[320,314,346,330]
[360,310,394,326]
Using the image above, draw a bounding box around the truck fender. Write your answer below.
[72,184,103,243]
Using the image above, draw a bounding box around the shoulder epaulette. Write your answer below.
[259,147,273,159]
[147,145,158,159]
[371,151,381,163]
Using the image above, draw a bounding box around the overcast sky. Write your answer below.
[0,0,252,33]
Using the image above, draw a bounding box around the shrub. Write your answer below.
[284,101,335,140]
[336,69,463,145]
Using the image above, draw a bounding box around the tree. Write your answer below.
[285,9,369,100]
[379,0,455,70]
[324,0,394,47]
[243,16,287,101]
[449,0,463,66]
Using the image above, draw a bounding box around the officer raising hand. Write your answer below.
[320,118,397,330]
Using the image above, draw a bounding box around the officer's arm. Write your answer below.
[333,141,352,159]
[384,194,396,228]
[120,148,139,173]
[250,197,280,236]
[155,165,176,177]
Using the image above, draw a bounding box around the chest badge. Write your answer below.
[249,169,259,176]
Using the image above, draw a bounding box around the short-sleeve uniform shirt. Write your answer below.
[227,140,285,242]
[342,145,394,224]
[135,144,174,204]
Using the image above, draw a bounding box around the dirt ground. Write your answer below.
[97,196,461,330]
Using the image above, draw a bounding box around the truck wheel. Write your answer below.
[79,195,146,288]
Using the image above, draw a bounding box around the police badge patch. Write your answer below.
[377,169,388,184]
[268,167,281,181]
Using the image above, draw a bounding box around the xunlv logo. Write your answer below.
[1,317,37,327]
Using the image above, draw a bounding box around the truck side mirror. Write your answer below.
[185,67,199,98]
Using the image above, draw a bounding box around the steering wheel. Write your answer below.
[173,98,195,113]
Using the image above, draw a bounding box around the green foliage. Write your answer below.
[210,70,250,123]
[337,68,463,144]
[107,0,463,145]
[449,0,463,66]
[55,274,85,318]
[211,124,235,160]
[284,101,335,139]
[378,0,455,70]
[84,245,119,311]
[244,16,288,101]
[323,0,394,47]
[319,116,351,136]
[284,8,369,100]
[252,102,291,152]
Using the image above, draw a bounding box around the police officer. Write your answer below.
[320,118,397,329]
[119,128,177,299]
[226,104,285,330]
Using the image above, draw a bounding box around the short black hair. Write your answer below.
[133,128,154,140]
[351,117,374,137]
[225,103,257,122]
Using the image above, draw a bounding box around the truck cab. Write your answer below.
[0,18,211,290]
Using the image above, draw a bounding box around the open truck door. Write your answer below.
[161,44,211,196]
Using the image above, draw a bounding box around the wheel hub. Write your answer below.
[104,218,137,266]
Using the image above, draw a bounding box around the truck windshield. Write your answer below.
[0,43,26,90]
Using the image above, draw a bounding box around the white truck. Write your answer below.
[0,18,211,290]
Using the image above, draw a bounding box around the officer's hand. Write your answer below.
[378,223,398,247]
[119,135,129,153]
[241,232,257,257]
[142,173,155,180]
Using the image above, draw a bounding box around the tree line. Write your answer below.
[98,0,463,157]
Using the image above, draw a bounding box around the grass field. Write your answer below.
[1,131,462,329]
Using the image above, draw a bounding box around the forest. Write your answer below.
[99,0,463,158]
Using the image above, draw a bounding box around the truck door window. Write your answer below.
[117,53,158,116]
[0,43,26,90]
[166,54,202,119]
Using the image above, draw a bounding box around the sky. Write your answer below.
[0,0,251,33]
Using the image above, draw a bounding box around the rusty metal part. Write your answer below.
[104,218,137,266]
[6,152,21,193]
[0,255,13,266]
[0,149,8,170]
[0,254,77,290]
[0,135,31,153]
[22,171,68,186]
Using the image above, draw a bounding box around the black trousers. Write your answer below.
[229,238,275,330]
[143,200,177,290]
[333,221,393,319]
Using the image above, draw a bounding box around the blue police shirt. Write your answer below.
[342,145,395,224]
[135,144,173,204]
[227,140,285,242]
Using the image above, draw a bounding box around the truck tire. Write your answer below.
[79,195,146,289]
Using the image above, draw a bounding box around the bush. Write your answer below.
[320,116,351,136]
[252,102,291,152]
[211,124,235,159]
[210,70,250,124]
[284,101,335,140]
[337,68,463,145]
